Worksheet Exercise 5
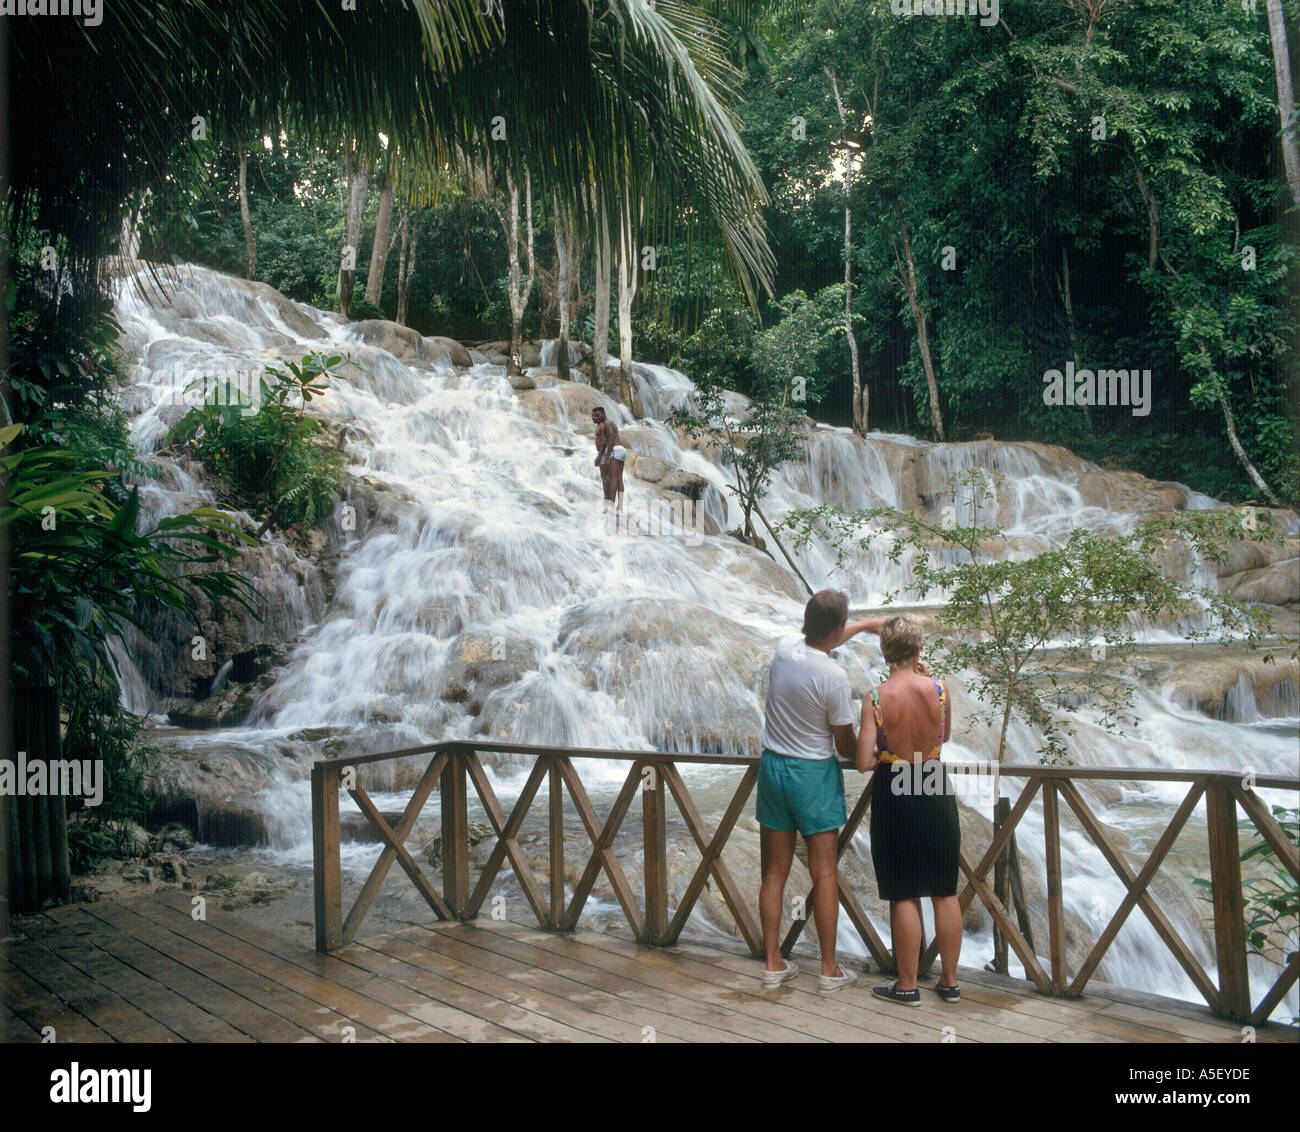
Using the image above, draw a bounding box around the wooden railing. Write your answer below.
[311,741,1299,1025]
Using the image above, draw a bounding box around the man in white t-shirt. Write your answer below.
[757,589,882,993]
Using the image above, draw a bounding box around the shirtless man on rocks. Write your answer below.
[591,406,625,512]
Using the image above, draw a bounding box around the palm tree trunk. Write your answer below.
[553,190,572,382]
[365,151,394,305]
[238,143,256,280]
[825,67,865,435]
[895,204,945,441]
[593,191,612,397]
[1267,0,1300,211]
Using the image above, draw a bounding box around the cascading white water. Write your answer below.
[109,265,1297,1021]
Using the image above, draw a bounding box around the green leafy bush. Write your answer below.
[348,298,387,322]
[168,354,347,532]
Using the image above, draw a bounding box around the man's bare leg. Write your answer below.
[599,463,614,510]
[614,459,625,512]
[931,894,962,986]
[806,830,844,977]
[890,897,924,990]
[759,826,796,971]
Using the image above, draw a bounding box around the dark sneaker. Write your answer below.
[935,982,961,1003]
[872,982,922,1007]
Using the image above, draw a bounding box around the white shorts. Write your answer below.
[612,446,627,462]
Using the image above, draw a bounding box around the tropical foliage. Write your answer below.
[166,355,347,534]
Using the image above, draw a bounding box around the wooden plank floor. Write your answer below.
[2,891,1295,1043]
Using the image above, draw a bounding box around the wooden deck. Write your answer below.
[2,889,1296,1043]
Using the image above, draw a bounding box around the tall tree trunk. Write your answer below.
[553,190,573,382]
[592,191,612,397]
[365,149,394,306]
[238,143,256,280]
[395,207,412,326]
[1057,245,1093,430]
[494,165,535,378]
[826,67,865,435]
[1201,345,1282,507]
[894,205,945,441]
[396,206,422,327]
[1267,0,1300,211]
[7,685,71,915]
[337,154,370,316]
[616,189,639,408]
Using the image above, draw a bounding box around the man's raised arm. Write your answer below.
[831,617,887,649]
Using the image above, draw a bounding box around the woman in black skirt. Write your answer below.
[856,616,962,1006]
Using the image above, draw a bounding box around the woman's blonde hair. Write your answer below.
[880,616,923,666]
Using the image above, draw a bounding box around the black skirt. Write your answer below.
[870,760,961,901]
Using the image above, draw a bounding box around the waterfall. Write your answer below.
[107,264,1298,1021]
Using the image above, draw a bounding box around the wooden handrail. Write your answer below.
[312,739,1300,789]
[311,740,1299,1025]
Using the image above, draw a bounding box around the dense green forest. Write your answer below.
[134,0,1300,507]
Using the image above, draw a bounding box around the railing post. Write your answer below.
[1206,780,1251,1022]
[548,759,565,930]
[442,745,470,918]
[641,762,669,945]
[312,761,342,952]
[1042,781,1066,994]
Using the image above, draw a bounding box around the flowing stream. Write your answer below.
[108,264,1298,1021]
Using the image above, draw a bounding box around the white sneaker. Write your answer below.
[818,967,859,994]
[761,960,799,988]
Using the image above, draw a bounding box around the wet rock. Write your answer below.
[555,597,770,753]
[1165,653,1300,720]
[205,869,299,909]
[424,336,473,368]
[509,373,537,392]
[440,631,541,709]
[157,823,196,854]
[629,454,670,483]
[129,531,325,703]
[1221,559,1300,608]
[659,469,710,501]
[515,383,621,429]
[350,319,433,363]
[422,821,494,868]
[166,667,278,729]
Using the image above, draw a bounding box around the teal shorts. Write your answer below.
[756,749,846,836]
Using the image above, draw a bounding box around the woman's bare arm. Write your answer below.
[856,698,878,773]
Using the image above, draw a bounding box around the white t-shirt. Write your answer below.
[760,636,854,760]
